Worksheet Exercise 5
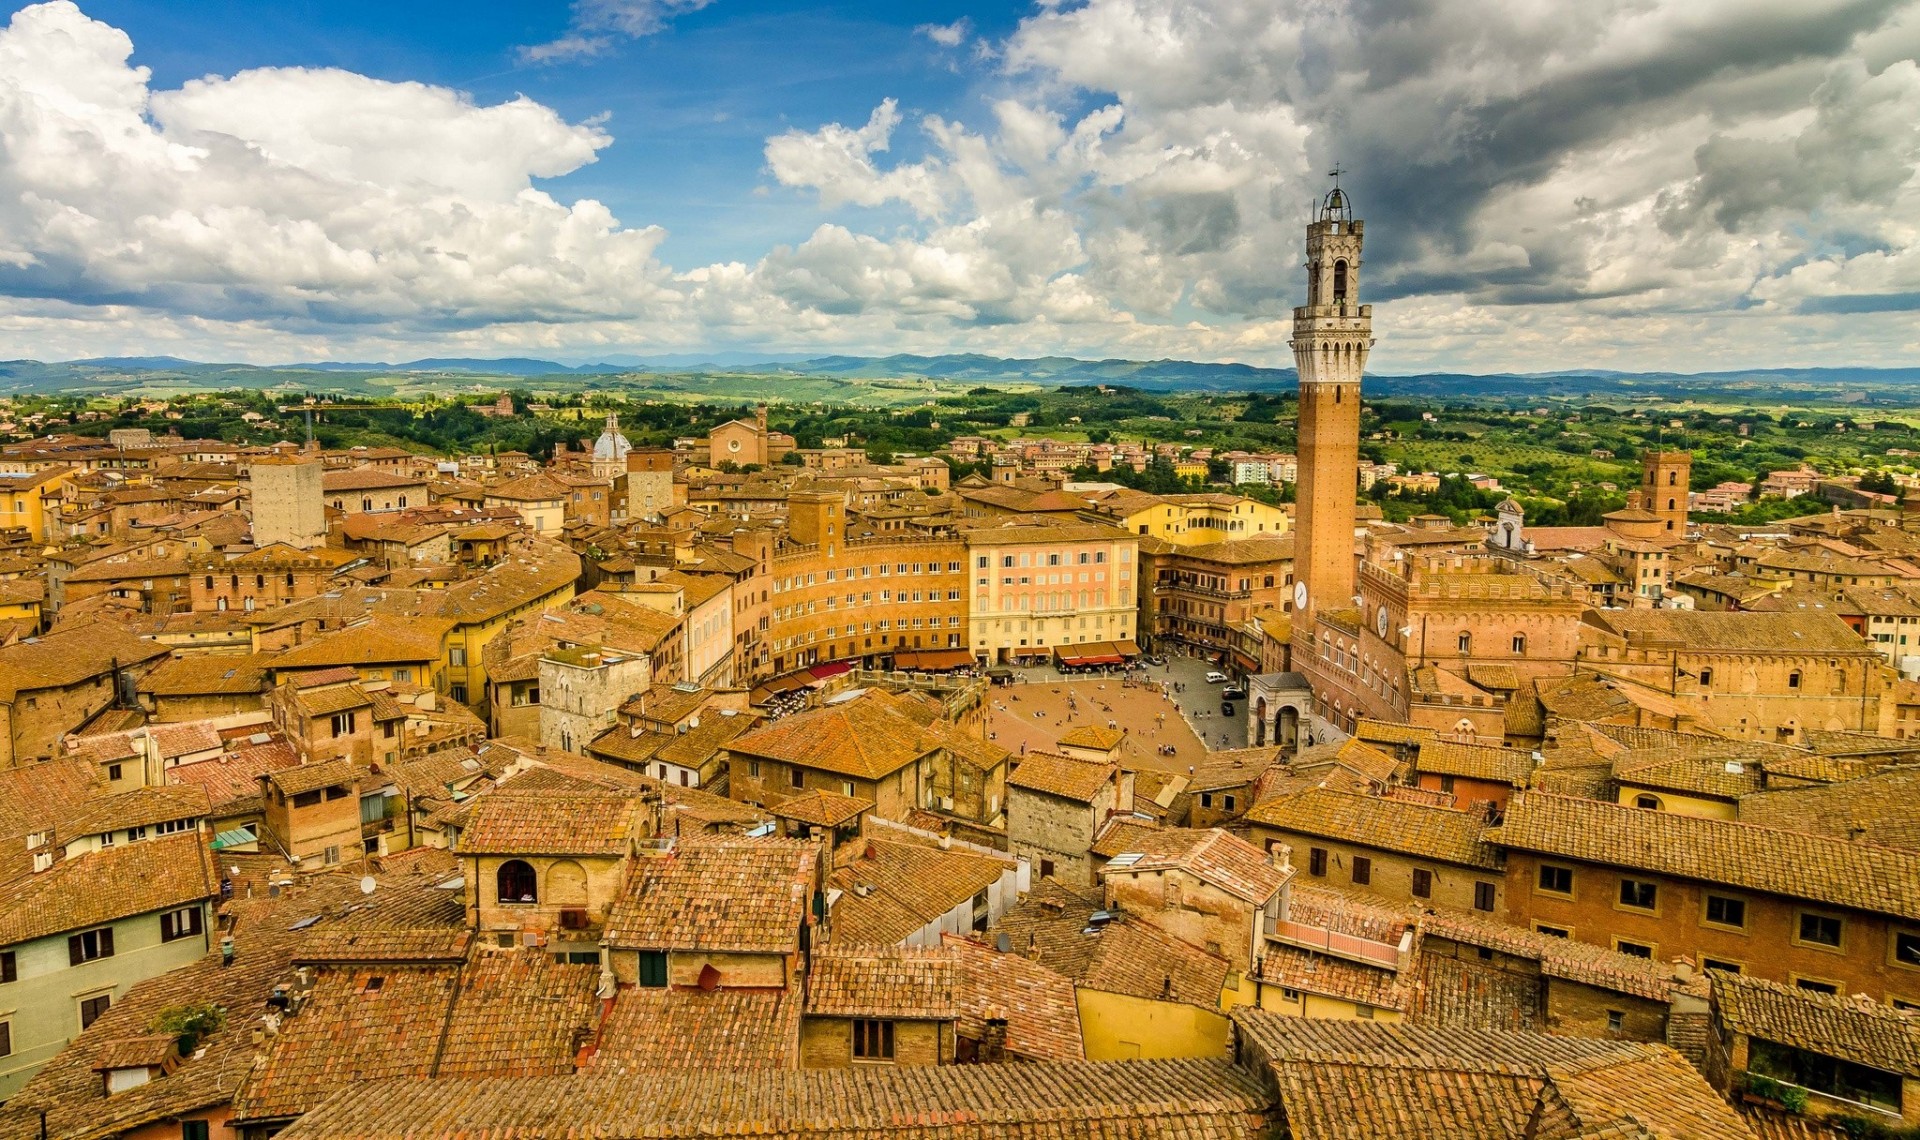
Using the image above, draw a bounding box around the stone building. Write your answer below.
[537,644,653,755]
[1005,750,1133,886]
[248,455,326,549]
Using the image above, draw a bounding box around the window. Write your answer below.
[181,1120,210,1140]
[852,1018,895,1060]
[747,759,761,779]
[1702,958,1743,974]
[0,1020,9,1058]
[1308,847,1327,877]
[1634,794,1663,810]
[1411,869,1432,899]
[1787,670,1800,689]
[449,684,468,704]
[1606,1010,1624,1032]
[160,907,203,942]
[450,646,467,666]
[1473,881,1496,912]
[497,860,538,904]
[1537,865,1573,895]
[1536,924,1570,939]
[1704,895,1747,930]
[107,763,122,782]
[1618,878,1657,911]
[1750,1035,1901,1113]
[80,993,111,1028]
[0,950,12,983]
[1798,912,1843,948]
[1351,856,1372,886]
[330,711,357,736]
[1698,668,1712,687]
[790,768,806,790]
[1511,634,1526,654]
[638,950,668,988]
[1039,859,1055,879]
[1896,931,1920,968]
[69,927,115,964]
[292,789,322,809]
[1456,631,1471,654]
[1614,939,1654,959]
[1794,977,1840,995]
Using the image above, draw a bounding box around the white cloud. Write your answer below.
[916,18,971,48]
[521,0,715,64]
[0,0,1917,372]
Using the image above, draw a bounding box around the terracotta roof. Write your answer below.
[0,830,215,945]
[586,987,800,1071]
[1583,608,1874,655]
[60,784,210,838]
[294,928,473,965]
[1237,1012,1754,1140]
[942,934,1084,1062]
[1493,791,1920,921]
[167,739,299,816]
[1244,787,1500,870]
[727,691,939,779]
[1098,827,1288,905]
[1008,751,1117,802]
[138,652,274,695]
[270,616,453,670]
[88,1035,179,1072]
[827,838,1014,945]
[0,758,103,838]
[603,838,817,953]
[1255,942,1407,1011]
[434,950,602,1078]
[806,945,959,1020]
[273,1059,1272,1140]
[1417,906,1698,1003]
[990,879,1230,1008]
[457,791,642,857]
[770,789,873,828]
[265,759,358,798]
[0,624,169,699]
[1055,724,1124,751]
[1415,740,1537,788]
[1711,969,1920,1077]
[1737,767,1920,850]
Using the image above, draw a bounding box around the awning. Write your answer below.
[760,671,815,695]
[1112,640,1142,657]
[895,648,975,671]
[809,661,853,681]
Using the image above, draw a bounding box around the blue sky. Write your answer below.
[0,0,1915,370]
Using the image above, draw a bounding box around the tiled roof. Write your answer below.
[827,838,1013,946]
[1738,768,1920,851]
[265,759,358,798]
[990,880,1230,1008]
[0,624,169,699]
[0,758,102,838]
[232,965,461,1122]
[1099,827,1288,904]
[0,831,215,945]
[295,928,473,965]
[1417,906,1697,1003]
[942,934,1084,1062]
[1584,608,1873,655]
[457,791,642,857]
[1255,942,1407,1011]
[1493,791,1920,921]
[770,789,873,827]
[726,691,939,779]
[167,739,300,816]
[1055,724,1124,751]
[139,652,274,695]
[275,1059,1271,1140]
[1415,740,1537,787]
[806,945,959,1020]
[271,616,452,669]
[586,987,800,1071]
[1711,970,1920,1077]
[60,784,210,838]
[1244,787,1500,870]
[603,838,817,953]
[1237,1012,1753,1140]
[434,950,602,1078]
[1007,751,1117,802]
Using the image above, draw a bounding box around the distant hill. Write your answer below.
[0,354,1916,403]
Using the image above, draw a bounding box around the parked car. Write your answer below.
[1222,686,1248,701]
[1221,702,1236,717]
[1205,671,1230,684]
[1143,654,1167,666]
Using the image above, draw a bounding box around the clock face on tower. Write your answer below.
[1294,581,1308,611]
[1376,605,1390,638]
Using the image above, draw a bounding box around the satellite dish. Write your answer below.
[359,876,376,895]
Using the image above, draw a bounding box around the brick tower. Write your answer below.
[1641,450,1692,535]
[1290,179,1373,629]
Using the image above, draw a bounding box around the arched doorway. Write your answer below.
[1253,698,1268,746]
[1277,707,1299,748]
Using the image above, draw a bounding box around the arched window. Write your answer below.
[1669,471,1678,486]
[1787,671,1801,690]
[1635,794,1663,810]
[1511,634,1526,655]
[1332,259,1348,301]
[1457,631,1472,654]
[497,860,538,904]
[1667,498,1677,511]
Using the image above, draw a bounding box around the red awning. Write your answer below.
[809,661,853,681]
[896,649,975,671]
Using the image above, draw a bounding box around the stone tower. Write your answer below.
[249,455,326,550]
[1290,181,1372,626]
[1641,450,1691,536]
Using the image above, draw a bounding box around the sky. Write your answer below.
[0,0,1916,373]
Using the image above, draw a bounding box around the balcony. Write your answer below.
[1264,917,1404,970]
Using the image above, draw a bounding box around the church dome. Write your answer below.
[592,414,631,461]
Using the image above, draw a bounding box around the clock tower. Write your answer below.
[1290,177,1372,631]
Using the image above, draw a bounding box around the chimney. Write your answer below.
[980,1017,1009,1062]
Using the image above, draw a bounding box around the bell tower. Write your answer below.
[1291,176,1373,630]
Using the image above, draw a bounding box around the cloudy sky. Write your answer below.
[0,0,1916,372]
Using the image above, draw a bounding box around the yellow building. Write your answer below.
[0,465,72,540]
[1094,491,1289,548]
